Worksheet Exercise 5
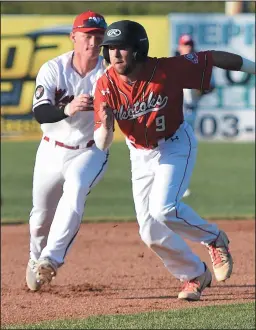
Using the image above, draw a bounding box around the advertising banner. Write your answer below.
[196,110,255,142]
[168,14,255,141]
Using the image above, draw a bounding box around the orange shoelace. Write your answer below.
[207,244,229,266]
[181,280,200,292]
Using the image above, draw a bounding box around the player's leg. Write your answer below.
[131,147,212,300]
[29,140,64,261]
[150,121,233,282]
[150,121,219,241]
[130,147,205,282]
[27,140,64,290]
[38,146,108,272]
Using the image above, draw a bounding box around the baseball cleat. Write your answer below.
[178,263,212,301]
[26,259,42,291]
[206,230,233,282]
[36,258,57,286]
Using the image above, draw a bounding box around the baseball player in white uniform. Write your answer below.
[26,11,109,291]
[177,35,216,198]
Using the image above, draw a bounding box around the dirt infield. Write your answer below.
[1,220,255,326]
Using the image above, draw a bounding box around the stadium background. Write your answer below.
[1,2,255,142]
[1,2,255,329]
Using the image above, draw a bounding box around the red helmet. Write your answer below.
[72,11,107,33]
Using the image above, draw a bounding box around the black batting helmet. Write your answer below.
[100,20,149,63]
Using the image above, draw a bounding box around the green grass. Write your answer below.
[2,302,255,329]
[1,141,255,223]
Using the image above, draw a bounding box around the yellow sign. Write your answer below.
[1,15,168,141]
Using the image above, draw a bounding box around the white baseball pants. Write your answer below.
[128,121,219,281]
[29,138,108,266]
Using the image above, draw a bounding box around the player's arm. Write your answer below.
[32,62,67,124]
[211,51,255,74]
[34,96,93,124]
[173,51,255,91]
[33,62,93,124]
[34,104,67,123]
[94,102,114,150]
[195,51,254,96]
[93,81,114,151]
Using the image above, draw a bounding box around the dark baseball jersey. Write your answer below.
[94,51,213,149]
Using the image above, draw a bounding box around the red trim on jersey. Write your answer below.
[33,99,53,109]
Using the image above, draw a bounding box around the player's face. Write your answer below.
[71,31,104,59]
[178,44,193,55]
[108,45,135,75]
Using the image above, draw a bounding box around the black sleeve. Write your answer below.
[211,50,243,71]
[34,103,68,124]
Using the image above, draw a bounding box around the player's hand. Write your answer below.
[99,102,114,130]
[65,94,94,116]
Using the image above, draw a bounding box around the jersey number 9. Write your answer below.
[156,115,166,132]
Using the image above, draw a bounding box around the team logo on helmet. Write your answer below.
[107,29,121,37]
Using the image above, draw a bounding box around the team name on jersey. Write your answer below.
[113,91,168,120]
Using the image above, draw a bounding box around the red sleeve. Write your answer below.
[171,51,213,90]
[94,77,108,131]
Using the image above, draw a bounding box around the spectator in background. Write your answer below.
[176,34,215,198]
